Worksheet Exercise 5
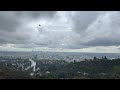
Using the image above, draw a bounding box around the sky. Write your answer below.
[0,11,120,53]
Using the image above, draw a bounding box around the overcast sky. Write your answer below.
[0,11,120,53]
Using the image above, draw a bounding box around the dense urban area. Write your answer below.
[0,51,120,79]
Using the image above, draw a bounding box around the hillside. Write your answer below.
[0,56,120,79]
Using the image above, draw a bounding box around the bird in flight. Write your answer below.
[39,24,41,26]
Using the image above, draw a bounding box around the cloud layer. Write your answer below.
[0,11,120,52]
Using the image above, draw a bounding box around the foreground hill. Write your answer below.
[0,56,120,79]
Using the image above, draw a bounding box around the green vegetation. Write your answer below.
[0,56,120,79]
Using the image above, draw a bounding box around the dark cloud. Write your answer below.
[0,11,57,31]
[0,12,20,32]
[71,11,100,34]
[13,11,57,19]
[0,11,120,51]
[83,37,120,47]
[0,11,57,47]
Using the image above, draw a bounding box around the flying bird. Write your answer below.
[39,24,41,26]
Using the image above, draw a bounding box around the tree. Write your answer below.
[93,57,97,60]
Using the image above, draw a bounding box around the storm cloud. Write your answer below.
[0,11,120,52]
